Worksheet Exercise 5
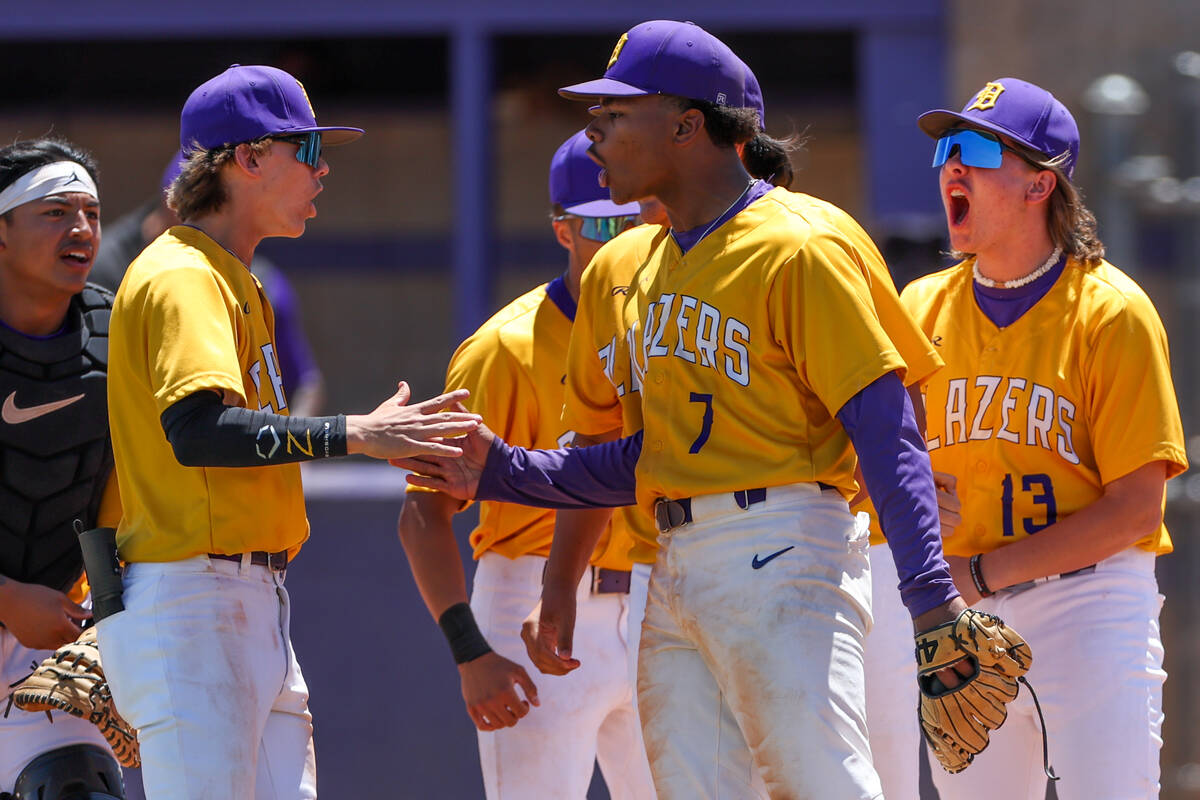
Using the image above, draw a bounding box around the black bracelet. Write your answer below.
[437,602,493,664]
[969,553,994,598]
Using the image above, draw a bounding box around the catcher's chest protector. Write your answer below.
[0,285,113,592]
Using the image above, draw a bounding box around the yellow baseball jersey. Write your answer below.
[566,197,938,554]
[412,281,632,570]
[900,257,1187,556]
[631,187,906,518]
[108,225,308,563]
[791,194,944,546]
[563,226,659,564]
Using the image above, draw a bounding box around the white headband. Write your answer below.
[0,161,98,217]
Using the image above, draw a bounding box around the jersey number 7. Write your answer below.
[688,392,714,454]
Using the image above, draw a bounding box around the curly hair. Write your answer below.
[670,97,801,188]
[167,139,274,222]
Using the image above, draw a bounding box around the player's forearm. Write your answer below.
[975,460,1168,591]
[838,372,959,618]
[160,391,345,467]
[396,493,471,621]
[546,509,613,592]
[477,432,641,509]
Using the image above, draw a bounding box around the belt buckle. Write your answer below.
[654,498,689,533]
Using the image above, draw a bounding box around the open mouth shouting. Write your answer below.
[946,186,970,228]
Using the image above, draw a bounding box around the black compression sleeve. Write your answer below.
[160,391,347,467]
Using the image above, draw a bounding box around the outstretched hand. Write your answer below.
[391,404,496,501]
[346,382,481,460]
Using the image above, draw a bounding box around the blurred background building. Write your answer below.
[4,0,1198,796]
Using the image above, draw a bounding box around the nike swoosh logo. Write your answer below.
[751,546,794,570]
[2,391,86,424]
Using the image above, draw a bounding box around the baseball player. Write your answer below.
[400,20,970,799]
[0,138,127,798]
[901,78,1187,799]
[99,64,481,798]
[535,77,941,800]
[91,150,327,416]
[397,129,653,799]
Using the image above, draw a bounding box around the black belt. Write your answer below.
[654,484,841,534]
[654,487,768,534]
[541,564,631,594]
[208,550,289,571]
[1002,564,1095,593]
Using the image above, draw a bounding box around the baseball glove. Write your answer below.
[7,626,140,768]
[915,608,1031,773]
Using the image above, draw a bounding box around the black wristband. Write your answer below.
[437,602,493,664]
[969,553,994,598]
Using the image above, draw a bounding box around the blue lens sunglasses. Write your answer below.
[276,132,323,168]
[554,213,641,243]
[932,128,1022,169]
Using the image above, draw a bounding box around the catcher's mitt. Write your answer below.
[915,608,1031,774]
[7,626,140,768]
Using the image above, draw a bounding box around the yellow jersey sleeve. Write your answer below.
[1085,287,1187,484]
[767,233,906,417]
[135,257,250,413]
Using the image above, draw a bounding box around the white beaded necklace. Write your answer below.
[973,247,1063,289]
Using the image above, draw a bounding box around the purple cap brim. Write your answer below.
[564,198,642,216]
[918,110,1043,158]
[559,78,651,101]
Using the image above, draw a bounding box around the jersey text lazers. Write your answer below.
[926,375,1078,465]
[639,294,751,386]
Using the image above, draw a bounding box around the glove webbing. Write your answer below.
[1018,675,1059,782]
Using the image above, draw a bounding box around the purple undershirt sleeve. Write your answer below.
[475,430,642,509]
[837,372,960,617]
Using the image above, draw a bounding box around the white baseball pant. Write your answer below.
[97,555,316,800]
[0,625,113,791]
[930,547,1164,800]
[470,552,655,800]
[637,483,881,800]
[864,542,921,799]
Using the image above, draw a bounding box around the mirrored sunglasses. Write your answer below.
[555,213,641,243]
[275,132,323,168]
[931,128,1019,169]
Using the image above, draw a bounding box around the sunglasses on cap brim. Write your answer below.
[931,128,1023,169]
[555,213,641,243]
[274,132,323,168]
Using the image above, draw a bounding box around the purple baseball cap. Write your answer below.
[180,65,363,152]
[559,21,754,110]
[550,130,641,216]
[918,78,1079,178]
